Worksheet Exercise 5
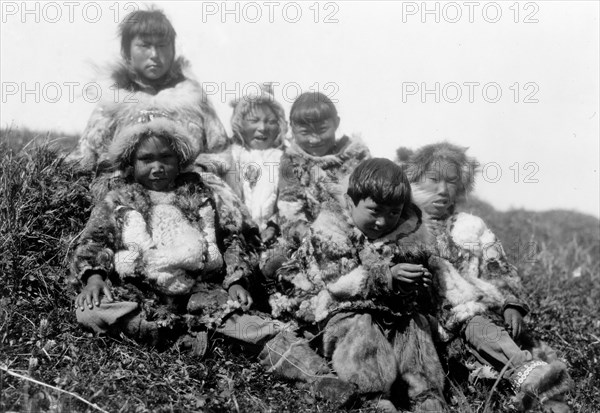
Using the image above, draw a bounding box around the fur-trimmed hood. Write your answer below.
[229,84,288,149]
[401,141,479,198]
[106,110,200,169]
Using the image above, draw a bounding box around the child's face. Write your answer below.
[133,135,179,191]
[416,161,460,218]
[348,197,404,240]
[129,35,175,82]
[241,104,280,150]
[291,116,340,156]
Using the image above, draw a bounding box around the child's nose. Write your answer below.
[438,181,449,195]
[151,162,165,174]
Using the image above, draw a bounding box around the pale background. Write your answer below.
[1,0,599,217]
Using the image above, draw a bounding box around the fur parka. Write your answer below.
[71,172,257,296]
[228,144,283,230]
[72,57,229,170]
[405,142,530,337]
[276,135,370,240]
[269,198,436,324]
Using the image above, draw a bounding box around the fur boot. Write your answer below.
[512,360,572,412]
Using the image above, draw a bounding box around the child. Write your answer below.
[276,91,370,243]
[70,9,229,199]
[72,110,261,349]
[404,142,572,412]
[227,85,287,241]
[269,159,447,413]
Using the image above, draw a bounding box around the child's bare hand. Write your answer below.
[261,227,277,244]
[228,284,253,311]
[75,274,113,310]
[390,263,432,287]
[503,307,524,339]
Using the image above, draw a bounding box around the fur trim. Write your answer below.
[108,56,188,94]
[230,83,288,148]
[74,57,228,169]
[107,113,200,168]
[429,256,505,331]
[286,135,370,169]
[405,141,479,198]
[513,360,572,411]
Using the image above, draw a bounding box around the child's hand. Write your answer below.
[261,227,277,244]
[228,284,253,311]
[75,273,113,310]
[503,307,524,339]
[390,263,432,288]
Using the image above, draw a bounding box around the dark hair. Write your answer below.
[119,9,176,59]
[290,92,338,126]
[347,158,412,207]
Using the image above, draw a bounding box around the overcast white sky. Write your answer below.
[1,1,599,218]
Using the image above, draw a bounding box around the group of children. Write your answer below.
[68,8,572,413]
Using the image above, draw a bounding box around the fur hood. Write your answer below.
[400,141,479,199]
[229,84,288,149]
[106,110,200,169]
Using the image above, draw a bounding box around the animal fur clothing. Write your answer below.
[268,198,447,408]
[276,135,370,240]
[411,190,530,337]
[226,144,283,231]
[269,199,436,325]
[71,57,229,170]
[71,172,256,297]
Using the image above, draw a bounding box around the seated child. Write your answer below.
[72,110,262,350]
[70,9,229,200]
[261,92,370,277]
[268,158,447,413]
[227,85,287,242]
[277,91,370,243]
[404,142,572,412]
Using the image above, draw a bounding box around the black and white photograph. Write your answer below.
[1,1,598,412]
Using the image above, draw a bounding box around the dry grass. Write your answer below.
[1,128,598,412]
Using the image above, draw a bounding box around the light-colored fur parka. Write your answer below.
[71,172,256,296]
[72,57,229,170]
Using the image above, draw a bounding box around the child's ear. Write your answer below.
[333,116,341,129]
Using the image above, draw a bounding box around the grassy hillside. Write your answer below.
[1,129,599,412]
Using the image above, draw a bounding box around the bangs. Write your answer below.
[348,158,412,206]
[290,92,337,125]
[119,10,176,57]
